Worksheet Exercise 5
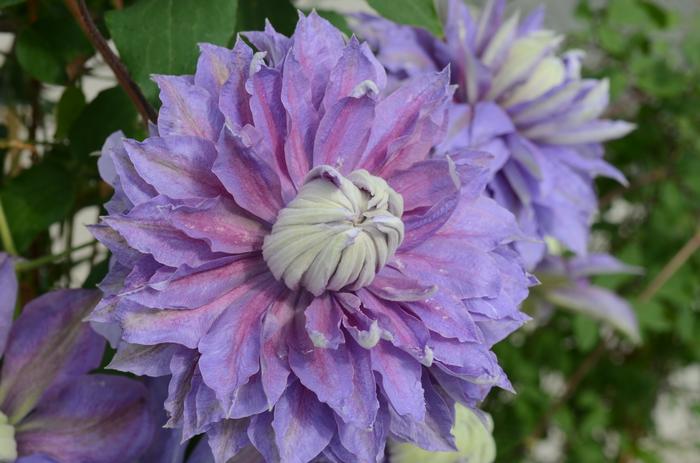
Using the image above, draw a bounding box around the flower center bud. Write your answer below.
[263,165,404,296]
[0,411,17,463]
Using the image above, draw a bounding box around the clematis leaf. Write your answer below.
[367,0,443,37]
[0,160,76,253]
[106,0,239,102]
[237,0,297,36]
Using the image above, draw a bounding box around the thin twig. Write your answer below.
[639,227,700,302]
[0,140,39,151]
[64,0,157,125]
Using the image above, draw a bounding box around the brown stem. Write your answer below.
[64,0,157,125]
[639,227,700,302]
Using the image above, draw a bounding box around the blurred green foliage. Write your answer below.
[0,0,699,462]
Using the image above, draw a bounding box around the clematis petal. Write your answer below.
[196,43,247,97]
[213,127,285,224]
[100,131,157,209]
[247,412,279,462]
[281,52,318,189]
[321,36,386,111]
[167,197,267,254]
[154,75,222,141]
[206,419,250,463]
[304,293,344,349]
[370,341,425,420]
[288,333,354,421]
[108,342,181,377]
[16,375,152,463]
[246,66,289,181]
[272,381,336,463]
[198,274,286,408]
[313,96,375,173]
[164,349,225,440]
[360,69,452,174]
[243,20,291,67]
[0,253,17,356]
[290,11,345,107]
[218,39,254,129]
[103,198,224,268]
[0,290,102,424]
[545,284,640,343]
[388,375,456,452]
[124,136,222,200]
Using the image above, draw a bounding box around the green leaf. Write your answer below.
[236,0,297,36]
[0,160,77,253]
[14,7,93,84]
[573,314,599,351]
[638,0,670,29]
[675,305,695,343]
[106,0,239,102]
[314,9,351,36]
[55,86,86,140]
[69,86,141,159]
[598,25,628,55]
[607,0,654,28]
[636,300,671,333]
[16,28,65,83]
[367,0,442,37]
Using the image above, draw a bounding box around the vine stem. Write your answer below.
[522,224,700,451]
[639,227,700,302]
[64,0,157,125]
[0,197,17,256]
[14,241,97,273]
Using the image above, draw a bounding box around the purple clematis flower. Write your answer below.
[0,288,152,463]
[354,0,635,269]
[92,12,532,463]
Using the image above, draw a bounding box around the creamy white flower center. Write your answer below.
[0,411,17,463]
[263,165,404,296]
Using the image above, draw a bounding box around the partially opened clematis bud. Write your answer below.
[93,12,533,463]
[355,0,635,269]
[263,166,404,296]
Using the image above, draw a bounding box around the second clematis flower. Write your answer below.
[0,288,152,463]
[92,12,533,463]
[355,0,635,269]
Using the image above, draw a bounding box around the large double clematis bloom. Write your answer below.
[355,0,635,268]
[92,12,532,463]
[0,282,152,463]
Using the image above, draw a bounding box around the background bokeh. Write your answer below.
[1,1,699,462]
